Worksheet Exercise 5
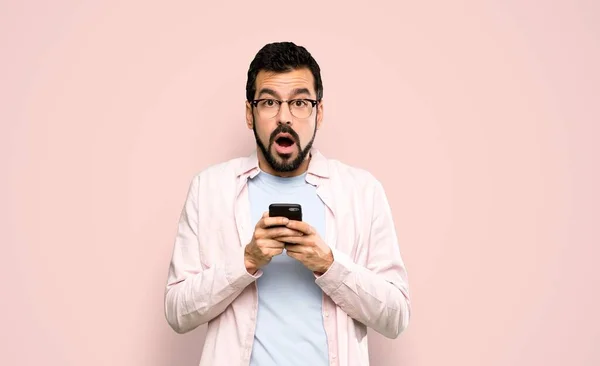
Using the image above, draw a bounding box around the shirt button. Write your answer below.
[324,312,329,317]
[332,354,337,359]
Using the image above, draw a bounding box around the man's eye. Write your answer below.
[261,99,277,107]
[293,100,307,107]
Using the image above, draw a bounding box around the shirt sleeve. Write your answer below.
[315,178,411,339]
[163,175,261,334]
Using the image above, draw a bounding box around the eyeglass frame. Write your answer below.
[250,98,320,119]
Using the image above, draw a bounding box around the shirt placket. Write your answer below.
[234,174,259,366]
[314,177,340,366]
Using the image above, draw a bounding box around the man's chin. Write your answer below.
[273,153,294,162]
[265,150,301,172]
[270,148,297,161]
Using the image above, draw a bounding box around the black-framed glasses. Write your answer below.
[251,98,319,119]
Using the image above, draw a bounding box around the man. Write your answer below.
[164,42,410,366]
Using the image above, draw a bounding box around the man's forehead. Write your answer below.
[255,68,315,95]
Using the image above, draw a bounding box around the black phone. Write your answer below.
[269,203,302,221]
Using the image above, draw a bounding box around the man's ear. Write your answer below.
[245,101,253,129]
[316,99,324,130]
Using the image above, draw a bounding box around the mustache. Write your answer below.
[269,125,300,145]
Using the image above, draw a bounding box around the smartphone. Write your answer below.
[269,203,302,221]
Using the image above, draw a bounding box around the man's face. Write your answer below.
[246,67,323,173]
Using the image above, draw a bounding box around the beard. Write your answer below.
[252,117,317,173]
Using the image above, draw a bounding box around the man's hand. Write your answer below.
[277,220,334,275]
[244,212,305,275]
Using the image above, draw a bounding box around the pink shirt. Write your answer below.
[164,148,411,366]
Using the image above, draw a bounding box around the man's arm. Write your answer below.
[315,179,411,339]
[164,175,259,334]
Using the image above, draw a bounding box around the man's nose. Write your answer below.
[277,102,293,125]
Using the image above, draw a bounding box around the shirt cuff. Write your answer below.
[225,245,263,290]
[314,247,357,295]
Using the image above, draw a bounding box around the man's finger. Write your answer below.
[285,220,313,235]
[279,236,306,245]
[264,227,304,239]
[256,238,285,249]
[284,242,305,252]
[257,216,289,229]
[255,212,272,228]
[286,250,300,259]
[266,247,285,257]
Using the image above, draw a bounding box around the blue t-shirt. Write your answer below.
[248,170,329,366]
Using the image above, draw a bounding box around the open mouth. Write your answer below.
[274,134,295,148]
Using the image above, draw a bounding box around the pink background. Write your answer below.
[2,1,599,365]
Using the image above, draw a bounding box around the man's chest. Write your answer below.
[247,181,326,240]
[195,176,372,268]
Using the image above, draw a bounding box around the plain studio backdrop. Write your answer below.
[1,1,598,365]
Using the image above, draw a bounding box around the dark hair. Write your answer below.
[246,42,323,102]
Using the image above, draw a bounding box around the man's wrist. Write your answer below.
[243,245,258,275]
[245,261,258,275]
[314,250,334,276]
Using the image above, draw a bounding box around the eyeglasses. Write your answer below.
[250,98,319,119]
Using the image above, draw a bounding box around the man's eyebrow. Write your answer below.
[256,88,280,99]
[289,88,312,98]
[256,87,313,99]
